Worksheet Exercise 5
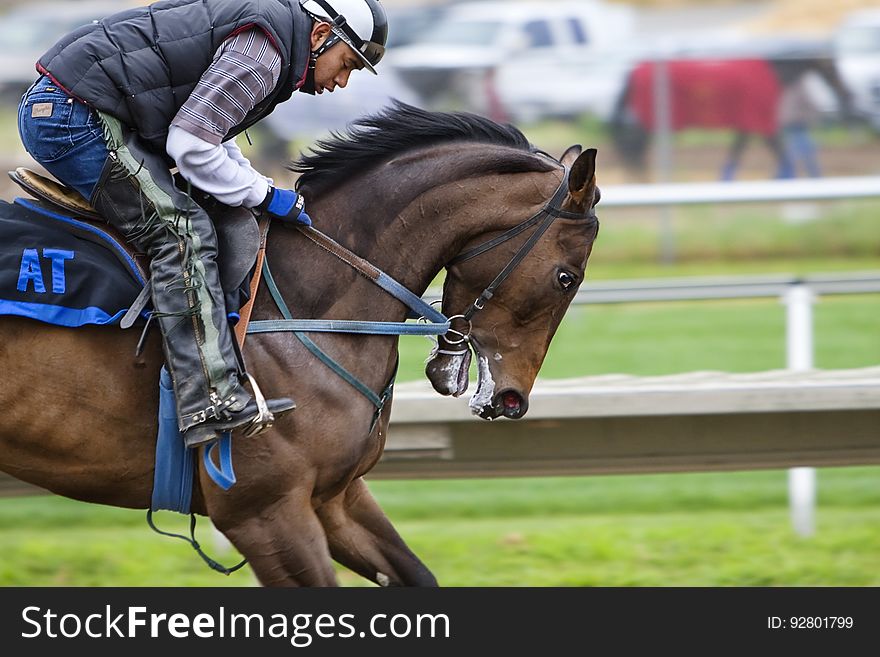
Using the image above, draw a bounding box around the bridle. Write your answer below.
[438,165,599,349]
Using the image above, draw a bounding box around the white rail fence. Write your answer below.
[599,175,880,207]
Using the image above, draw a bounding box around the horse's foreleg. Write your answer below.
[216,493,339,587]
[317,477,438,587]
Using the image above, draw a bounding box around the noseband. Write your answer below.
[442,166,598,345]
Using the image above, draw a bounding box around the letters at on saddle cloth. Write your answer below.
[0,199,144,327]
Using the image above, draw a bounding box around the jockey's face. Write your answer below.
[310,22,365,94]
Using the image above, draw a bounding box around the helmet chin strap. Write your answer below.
[300,33,341,95]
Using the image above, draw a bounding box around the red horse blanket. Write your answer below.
[628,59,781,137]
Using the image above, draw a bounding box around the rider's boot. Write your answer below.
[91,113,295,448]
[181,396,297,448]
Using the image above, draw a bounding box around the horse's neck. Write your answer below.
[259,168,528,324]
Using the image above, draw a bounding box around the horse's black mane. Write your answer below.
[291,101,554,196]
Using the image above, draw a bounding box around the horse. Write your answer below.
[608,53,855,180]
[0,102,600,586]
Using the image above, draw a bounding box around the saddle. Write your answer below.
[7,167,264,336]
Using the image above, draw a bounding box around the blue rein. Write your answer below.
[245,224,452,431]
[248,243,449,337]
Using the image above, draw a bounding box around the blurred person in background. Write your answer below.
[777,70,823,178]
[16,0,389,447]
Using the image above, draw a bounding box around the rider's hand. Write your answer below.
[257,186,312,226]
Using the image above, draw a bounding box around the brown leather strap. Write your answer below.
[296,225,382,282]
[235,216,271,347]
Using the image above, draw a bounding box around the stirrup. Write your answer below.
[182,374,275,449]
[240,372,274,437]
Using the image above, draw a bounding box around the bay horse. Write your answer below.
[609,54,854,180]
[0,102,600,586]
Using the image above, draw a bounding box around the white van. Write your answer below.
[385,0,636,120]
[0,1,139,98]
[833,9,880,130]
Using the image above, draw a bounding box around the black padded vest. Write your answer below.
[38,0,312,155]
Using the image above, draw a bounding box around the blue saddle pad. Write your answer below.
[0,198,146,327]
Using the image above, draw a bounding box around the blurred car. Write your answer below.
[250,65,423,174]
[494,45,642,124]
[262,67,422,142]
[384,0,636,119]
[386,3,451,49]
[833,8,880,130]
[0,1,135,98]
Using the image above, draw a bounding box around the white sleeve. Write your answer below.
[166,126,269,208]
[222,139,274,188]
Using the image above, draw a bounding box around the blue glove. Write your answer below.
[257,187,312,226]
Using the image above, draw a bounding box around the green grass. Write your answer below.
[595,201,880,265]
[589,257,880,280]
[2,468,879,586]
[370,509,880,587]
[516,112,877,159]
[365,469,880,586]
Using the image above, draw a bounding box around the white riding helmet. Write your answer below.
[300,0,388,74]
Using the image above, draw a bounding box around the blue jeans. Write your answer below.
[17,76,108,201]
[783,124,822,178]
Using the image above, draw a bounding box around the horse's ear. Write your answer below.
[568,148,598,206]
[560,145,583,168]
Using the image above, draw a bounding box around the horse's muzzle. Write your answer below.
[477,389,528,420]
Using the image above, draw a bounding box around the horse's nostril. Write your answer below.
[498,390,527,419]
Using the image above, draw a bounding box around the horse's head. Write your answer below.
[426,145,600,419]
[290,103,600,419]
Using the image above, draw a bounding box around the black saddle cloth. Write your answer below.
[0,197,258,328]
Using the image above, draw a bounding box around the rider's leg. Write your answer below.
[92,113,293,444]
[17,78,293,445]
[16,75,107,200]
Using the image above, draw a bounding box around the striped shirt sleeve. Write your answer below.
[171,28,282,144]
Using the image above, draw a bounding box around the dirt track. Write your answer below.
[744,0,880,34]
[597,138,880,184]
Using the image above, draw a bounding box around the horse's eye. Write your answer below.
[557,270,577,290]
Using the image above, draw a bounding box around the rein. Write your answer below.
[248,225,449,337]
[245,225,449,433]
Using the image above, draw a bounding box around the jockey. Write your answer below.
[17,0,389,447]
